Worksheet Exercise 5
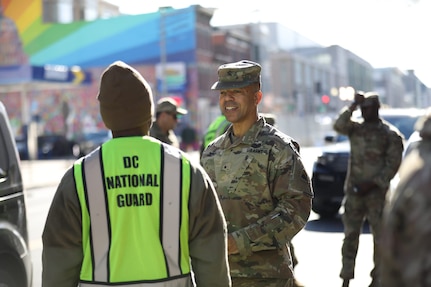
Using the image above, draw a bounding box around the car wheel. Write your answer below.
[312,202,341,218]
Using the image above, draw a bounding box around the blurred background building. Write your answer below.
[1,0,429,152]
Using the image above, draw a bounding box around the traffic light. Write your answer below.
[321,94,330,105]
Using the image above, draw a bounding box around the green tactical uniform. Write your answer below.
[201,117,313,284]
[334,106,403,284]
[200,115,231,156]
[203,115,231,148]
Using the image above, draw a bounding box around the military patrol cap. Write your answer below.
[361,92,380,108]
[211,60,261,90]
[156,97,187,115]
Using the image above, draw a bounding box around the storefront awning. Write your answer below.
[0,64,92,86]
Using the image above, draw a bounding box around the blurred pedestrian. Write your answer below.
[200,114,231,156]
[334,91,404,287]
[42,61,231,287]
[180,124,198,151]
[201,60,313,287]
[150,97,187,148]
[380,108,431,287]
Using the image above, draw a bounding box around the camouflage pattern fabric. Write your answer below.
[341,190,386,279]
[334,107,404,283]
[211,60,262,90]
[232,277,293,287]
[201,117,313,283]
[381,110,431,287]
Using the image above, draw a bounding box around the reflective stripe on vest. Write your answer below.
[74,138,191,286]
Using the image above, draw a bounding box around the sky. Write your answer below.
[104,0,431,87]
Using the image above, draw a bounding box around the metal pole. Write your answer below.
[159,8,167,100]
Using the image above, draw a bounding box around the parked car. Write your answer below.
[311,108,426,218]
[16,134,79,160]
[76,130,112,157]
[0,101,33,286]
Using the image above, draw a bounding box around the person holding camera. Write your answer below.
[334,91,404,287]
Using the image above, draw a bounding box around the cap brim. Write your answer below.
[176,107,188,115]
[211,81,253,90]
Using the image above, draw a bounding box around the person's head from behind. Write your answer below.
[415,107,431,140]
[97,61,153,137]
[211,60,262,125]
[155,97,187,132]
[360,92,380,122]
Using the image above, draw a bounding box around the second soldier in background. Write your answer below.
[334,91,403,287]
[150,97,187,148]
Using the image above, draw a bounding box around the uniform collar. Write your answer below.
[216,117,265,148]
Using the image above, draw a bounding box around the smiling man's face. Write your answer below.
[219,84,261,125]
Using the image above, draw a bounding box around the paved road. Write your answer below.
[21,158,76,190]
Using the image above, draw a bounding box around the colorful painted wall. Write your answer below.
[1,0,197,67]
[0,0,197,139]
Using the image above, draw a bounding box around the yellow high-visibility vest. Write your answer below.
[74,136,191,286]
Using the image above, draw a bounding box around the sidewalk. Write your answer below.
[21,159,76,190]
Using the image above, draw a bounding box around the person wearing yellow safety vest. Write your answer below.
[42,61,231,287]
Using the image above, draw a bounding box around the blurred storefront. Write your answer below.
[1,0,216,144]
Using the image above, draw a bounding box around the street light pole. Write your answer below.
[159,7,169,100]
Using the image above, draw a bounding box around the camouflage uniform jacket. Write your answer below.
[149,121,180,148]
[381,117,431,287]
[200,117,313,279]
[333,107,404,193]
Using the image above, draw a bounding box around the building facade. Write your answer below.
[1,0,429,148]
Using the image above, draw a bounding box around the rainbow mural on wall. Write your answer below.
[0,0,197,68]
[1,0,196,139]
[1,0,46,48]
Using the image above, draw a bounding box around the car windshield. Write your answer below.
[381,114,419,139]
[351,109,424,140]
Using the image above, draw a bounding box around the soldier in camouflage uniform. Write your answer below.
[201,60,313,287]
[380,109,431,287]
[334,92,404,287]
[150,97,187,148]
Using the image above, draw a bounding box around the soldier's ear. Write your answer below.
[255,90,262,105]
